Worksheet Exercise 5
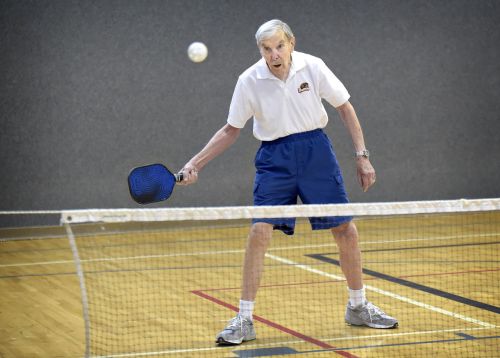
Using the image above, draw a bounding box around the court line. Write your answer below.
[220,326,496,345]
[191,290,359,358]
[1,234,498,269]
[2,267,499,286]
[89,346,228,357]
[90,326,498,357]
[357,240,500,253]
[309,254,500,314]
[266,253,496,328]
[191,286,499,356]
[194,268,500,293]
[321,326,497,342]
[0,249,246,268]
[399,268,500,279]
[304,333,500,355]
[3,229,495,251]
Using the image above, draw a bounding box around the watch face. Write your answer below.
[355,150,369,158]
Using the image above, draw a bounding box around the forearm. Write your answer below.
[187,123,240,171]
[336,101,366,152]
[336,101,376,192]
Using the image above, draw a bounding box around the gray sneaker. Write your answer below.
[216,315,256,345]
[345,301,398,329]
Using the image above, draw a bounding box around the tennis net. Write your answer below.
[3,199,500,357]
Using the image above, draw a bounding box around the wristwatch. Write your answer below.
[354,149,370,159]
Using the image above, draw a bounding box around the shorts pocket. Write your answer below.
[255,146,273,168]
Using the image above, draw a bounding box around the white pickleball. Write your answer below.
[187,42,208,63]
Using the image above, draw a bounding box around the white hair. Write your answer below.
[255,19,294,46]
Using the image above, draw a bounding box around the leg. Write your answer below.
[331,221,363,290]
[332,221,398,329]
[241,222,273,301]
[216,222,272,345]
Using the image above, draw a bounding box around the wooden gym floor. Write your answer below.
[0,212,499,357]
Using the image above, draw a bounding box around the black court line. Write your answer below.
[307,253,500,314]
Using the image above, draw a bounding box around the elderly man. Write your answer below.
[180,19,398,345]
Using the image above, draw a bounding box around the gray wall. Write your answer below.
[1,1,500,220]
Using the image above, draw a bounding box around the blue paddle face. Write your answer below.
[128,164,178,204]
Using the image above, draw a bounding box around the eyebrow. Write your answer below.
[262,40,286,49]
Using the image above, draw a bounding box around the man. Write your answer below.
[180,19,398,345]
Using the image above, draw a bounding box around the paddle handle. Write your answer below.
[174,172,184,182]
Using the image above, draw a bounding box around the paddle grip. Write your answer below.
[174,172,184,182]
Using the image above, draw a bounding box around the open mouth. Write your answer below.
[273,64,282,68]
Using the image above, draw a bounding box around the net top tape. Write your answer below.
[55,199,500,224]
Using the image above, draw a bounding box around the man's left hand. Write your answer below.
[356,158,376,192]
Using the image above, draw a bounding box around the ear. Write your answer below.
[290,37,296,51]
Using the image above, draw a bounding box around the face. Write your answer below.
[259,30,295,80]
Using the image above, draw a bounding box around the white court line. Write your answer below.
[322,326,498,342]
[268,232,499,253]
[2,232,498,269]
[89,326,498,357]
[266,253,496,328]
[90,345,224,357]
[224,326,496,347]
[0,259,76,268]
[0,249,246,268]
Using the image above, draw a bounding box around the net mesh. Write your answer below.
[2,199,499,357]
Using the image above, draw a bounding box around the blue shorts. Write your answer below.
[252,128,353,235]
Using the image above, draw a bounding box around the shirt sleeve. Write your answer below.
[227,77,254,128]
[317,59,350,108]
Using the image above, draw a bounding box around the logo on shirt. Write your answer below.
[298,82,310,93]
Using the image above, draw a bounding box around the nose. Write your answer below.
[271,49,280,60]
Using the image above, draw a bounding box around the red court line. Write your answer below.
[191,290,359,358]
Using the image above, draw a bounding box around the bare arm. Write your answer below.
[336,101,376,192]
[179,123,241,185]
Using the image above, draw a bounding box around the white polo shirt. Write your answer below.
[227,51,350,141]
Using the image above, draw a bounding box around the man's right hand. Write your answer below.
[178,163,199,185]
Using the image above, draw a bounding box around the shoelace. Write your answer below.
[227,316,245,331]
[365,302,385,321]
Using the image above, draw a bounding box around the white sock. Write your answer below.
[348,287,366,308]
[239,299,254,320]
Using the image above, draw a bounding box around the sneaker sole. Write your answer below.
[216,336,256,345]
[346,320,398,329]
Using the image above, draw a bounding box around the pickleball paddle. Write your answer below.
[128,163,183,204]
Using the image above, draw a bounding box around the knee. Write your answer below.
[331,221,358,244]
[248,223,273,247]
